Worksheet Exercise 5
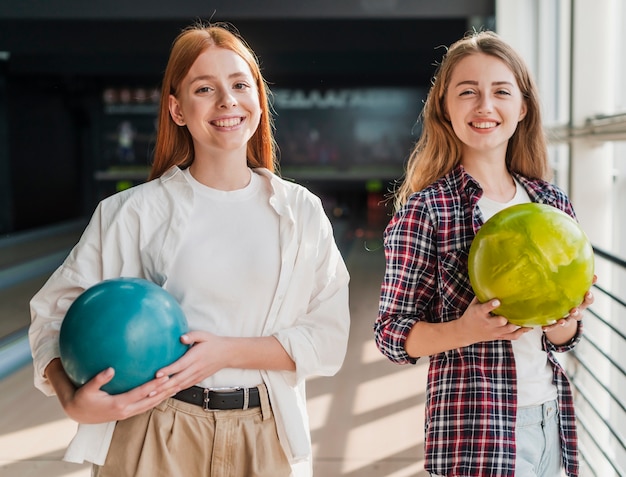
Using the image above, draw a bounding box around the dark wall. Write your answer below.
[0,59,10,233]
[7,77,86,230]
[0,18,474,85]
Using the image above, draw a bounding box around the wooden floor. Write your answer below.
[0,221,429,477]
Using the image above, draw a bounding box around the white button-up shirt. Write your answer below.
[29,166,351,475]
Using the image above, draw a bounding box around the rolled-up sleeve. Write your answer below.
[545,320,583,353]
[272,201,350,385]
[375,199,438,364]
[29,205,108,395]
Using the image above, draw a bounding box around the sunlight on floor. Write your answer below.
[352,365,427,414]
[307,392,334,431]
[341,404,424,473]
[61,468,90,477]
[361,337,387,364]
[385,461,427,477]
[0,418,75,460]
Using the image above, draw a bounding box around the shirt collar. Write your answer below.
[448,164,559,208]
[445,164,483,206]
[513,173,560,206]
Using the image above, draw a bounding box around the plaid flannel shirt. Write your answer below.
[375,165,582,477]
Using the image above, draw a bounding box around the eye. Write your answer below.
[233,82,250,90]
[495,89,512,96]
[459,89,476,96]
[195,86,213,94]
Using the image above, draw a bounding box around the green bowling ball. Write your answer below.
[468,203,594,327]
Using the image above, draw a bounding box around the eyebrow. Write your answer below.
[189,72,251,83]
[454,80,515,87]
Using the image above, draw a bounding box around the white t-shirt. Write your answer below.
[166,167,281,388]
[477,179,558,407]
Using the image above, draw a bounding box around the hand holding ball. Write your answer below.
[468,203,594,327]
[59,278,189,394]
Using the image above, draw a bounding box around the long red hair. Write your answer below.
[149,22,277,180]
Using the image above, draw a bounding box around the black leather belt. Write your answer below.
[172,386,261,411]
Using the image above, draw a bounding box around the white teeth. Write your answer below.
[472,121,497,129]
[213,117,242,127]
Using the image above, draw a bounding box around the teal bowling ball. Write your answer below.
[59,277,189,394]
[468,203,594,327]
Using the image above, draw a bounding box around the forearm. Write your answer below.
[222,336,296,372]
[404,319,470,358]
[44,358,77,406]
[403,298,529,357]
[544,318,581,347]
[545,327,576,346]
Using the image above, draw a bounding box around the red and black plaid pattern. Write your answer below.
[375,165,582,477]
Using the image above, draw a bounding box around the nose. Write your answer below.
[218,88,237,108]
[476,94,493,114]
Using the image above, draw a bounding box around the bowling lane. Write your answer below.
[0,221,95,476]
[0,276,49,338]
[0,219,85,271]
[0,222,86,379]
[0,221,85,338]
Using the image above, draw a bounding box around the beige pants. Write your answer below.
[92,384,291,477]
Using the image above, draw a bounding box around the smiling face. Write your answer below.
[168,46,262,160]
[444,52,527,163]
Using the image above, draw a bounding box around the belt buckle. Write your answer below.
[202,388,210,412]
[207,386,250,411]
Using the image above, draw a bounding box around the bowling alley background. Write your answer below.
[0,8,467,234]
[1,1,626,476]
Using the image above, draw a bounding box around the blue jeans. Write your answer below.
[430,400,562,477]
[515,400,562,477]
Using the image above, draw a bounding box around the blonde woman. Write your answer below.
[375,31,594,477]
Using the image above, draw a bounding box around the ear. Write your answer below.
[518,100,528,122]
[168,94,185,126]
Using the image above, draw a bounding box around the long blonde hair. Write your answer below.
[149,22,277,180]
[394,30,550,210]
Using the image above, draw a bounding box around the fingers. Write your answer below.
[542,321,562,333]
[153,352,206,391]
[472,297,505,320]
[181,330,210,345]
[543,316,578,332]
[155,334,199,378]
[566,290,594,319]
[569,308,582,320]
[479,298,531,338]
[82,367,115,393]
[155,352,189,379]
[110,377,180,419]
[464,297,514,342]
[123,373,172,399]
[506,324,532,340]
[67,370,180,423]
[484,299,501,312]
[483,299,510,327]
